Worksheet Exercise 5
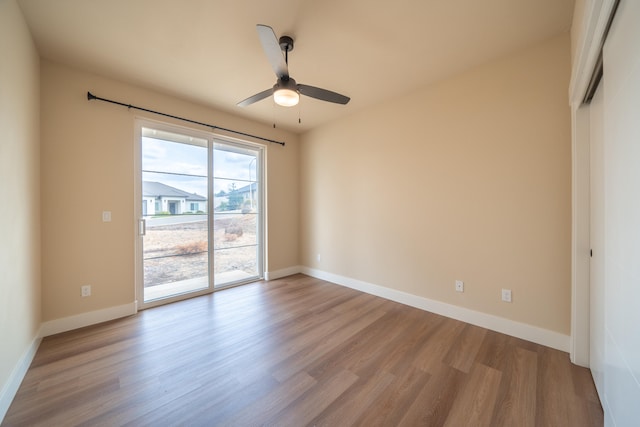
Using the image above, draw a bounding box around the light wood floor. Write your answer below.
[3,274,603,427]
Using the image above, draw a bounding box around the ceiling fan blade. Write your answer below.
[237,88,273,107]
[298,84,350,105]
[257,24,289,79]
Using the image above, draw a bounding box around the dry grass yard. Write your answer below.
[143,214,258,286]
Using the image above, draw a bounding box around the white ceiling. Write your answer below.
[17,0,575,133]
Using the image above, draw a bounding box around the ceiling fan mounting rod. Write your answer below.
[279,35,294,66]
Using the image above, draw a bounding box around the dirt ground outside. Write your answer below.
[143,213,258,287]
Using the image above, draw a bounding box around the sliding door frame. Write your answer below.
[134,118,265,311]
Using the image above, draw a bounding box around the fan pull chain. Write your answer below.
[273,99,277,128]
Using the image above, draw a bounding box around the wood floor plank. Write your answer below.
[442,323,487,373]
[353,365,432,426]
[443,362,503,427]
[5,376,120,427]
[351,307,444,380]
[474,329,512,369]
[266,369,359,427]
[397,362,466,427]
[536,346,578,427]
[219,371,317,426]
[2,274,603,427]
[535,346,603,427]
[270,306,387,382]
[412,315,466,374]
[305,306,412,379]
[311,369,396,427]
[129,374,276,426]
[490,346,538,427]
[571,362,602,404]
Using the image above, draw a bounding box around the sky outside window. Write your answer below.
[142,129,258,199]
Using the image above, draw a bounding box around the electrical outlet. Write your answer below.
[317,253,322,262]
[455,280,464,292]
[81,285,91,297]
[501,289,512,303]
[102,211,112,222]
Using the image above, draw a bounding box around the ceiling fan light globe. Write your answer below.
[274,88,299,107]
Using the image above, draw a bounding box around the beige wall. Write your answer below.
[300,34,572,334]
[0,0,41,401]
[40,60,299,321]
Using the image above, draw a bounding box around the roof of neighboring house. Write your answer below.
[142,181,206,201]
[235,182,258,194]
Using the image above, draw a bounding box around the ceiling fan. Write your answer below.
[237,24,350,108]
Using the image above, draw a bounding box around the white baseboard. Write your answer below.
[264,266,303,281]
[301,266,570,352]
[39,302,137,338]
[0,334,41,423]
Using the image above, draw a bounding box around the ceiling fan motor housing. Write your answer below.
[279,35,294,52]
[275,77,297,90]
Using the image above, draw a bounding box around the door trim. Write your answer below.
[569,0,618,366]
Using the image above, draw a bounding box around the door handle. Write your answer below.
[139,218,146,236]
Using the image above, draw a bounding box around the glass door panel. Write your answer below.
[141,127,211,302]
[213,142,261,287]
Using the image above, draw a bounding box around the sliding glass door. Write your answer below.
[213,143,261,287]
[137,121,263,307]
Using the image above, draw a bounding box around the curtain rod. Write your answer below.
[87,91,285,146]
